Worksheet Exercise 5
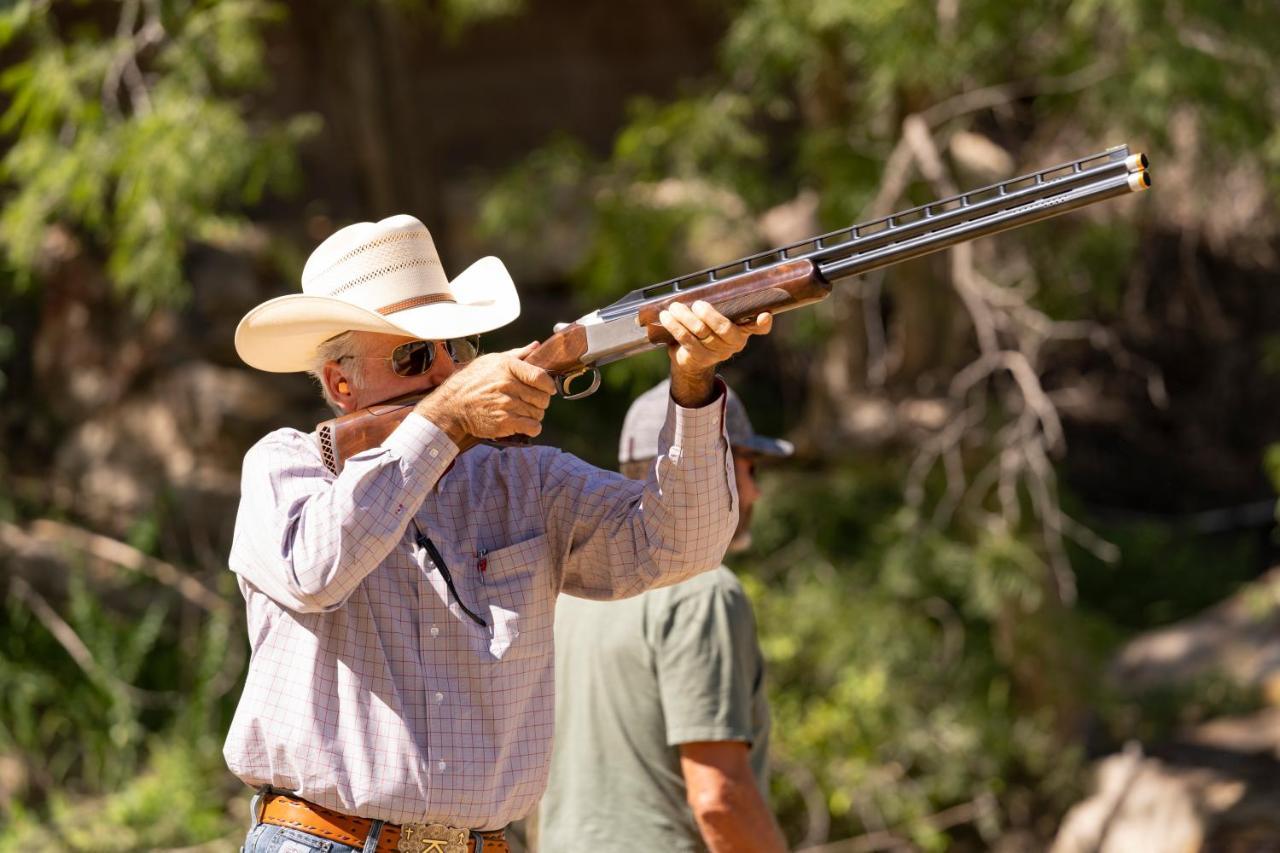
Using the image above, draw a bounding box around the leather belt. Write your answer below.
[260,793,508,853]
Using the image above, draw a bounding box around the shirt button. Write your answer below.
[437,760,447,772]
[429,448,440,459]
[434,691,444,703]
[430,625,440,638]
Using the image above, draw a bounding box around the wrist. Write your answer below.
[414,393,469,448]
[669,363,718,408]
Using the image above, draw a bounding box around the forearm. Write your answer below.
[669,364,717,408]
[693,783,787,853]
[682,748,786,853]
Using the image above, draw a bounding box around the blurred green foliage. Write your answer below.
[0,736,241,851]
[475,0,1280,846]
[388,0,528,39]
[481,0,1280,343]
[1,0,1277,850]
[0,0,317,309]
[734,462,1094,845]
[0,510,246,850]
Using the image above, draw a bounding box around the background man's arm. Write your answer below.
[680,741,787,852]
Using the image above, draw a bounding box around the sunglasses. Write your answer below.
[345,337,481,377]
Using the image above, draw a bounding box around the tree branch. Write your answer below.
[5,519,229,615]
[798,798,984,852]
[8,576,175,707]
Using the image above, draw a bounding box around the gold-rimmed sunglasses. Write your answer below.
[343,336,481,377]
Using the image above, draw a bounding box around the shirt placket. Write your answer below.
[417,533,455,810]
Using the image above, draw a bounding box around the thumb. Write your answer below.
[508,341,541,360]
[746,312,773,334]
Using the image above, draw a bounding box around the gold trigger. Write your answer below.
[557,368,602,400]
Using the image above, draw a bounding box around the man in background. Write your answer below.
[539,379,791,852]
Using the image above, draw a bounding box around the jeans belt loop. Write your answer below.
[473,831,484,853]
[248,785,271,829]
[362,818,385,853]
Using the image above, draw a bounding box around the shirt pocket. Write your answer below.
[475,532,553,661]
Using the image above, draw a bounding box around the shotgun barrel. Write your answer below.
[318,145,1151,474]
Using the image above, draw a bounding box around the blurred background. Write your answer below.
[1,1,1278,850]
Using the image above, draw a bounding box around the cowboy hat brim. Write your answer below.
[235,256,520,373]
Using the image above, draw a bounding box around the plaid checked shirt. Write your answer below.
[223,392,736,830]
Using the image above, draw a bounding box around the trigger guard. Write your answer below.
[557,368,602,400]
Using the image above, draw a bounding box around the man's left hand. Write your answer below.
[659,300,773,407]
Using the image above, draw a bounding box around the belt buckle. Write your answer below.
[397,822,469,853]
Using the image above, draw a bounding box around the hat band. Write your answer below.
[377,293,457,315]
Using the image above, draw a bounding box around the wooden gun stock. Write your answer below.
[318,395,422,475]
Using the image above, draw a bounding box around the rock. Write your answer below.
[1052,740,1280,852]
[1053,574,1280,853]
[1110,567,1280,696]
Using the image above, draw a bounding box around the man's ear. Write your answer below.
[321,360,358,413]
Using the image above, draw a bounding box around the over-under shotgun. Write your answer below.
[318,145,1151,475]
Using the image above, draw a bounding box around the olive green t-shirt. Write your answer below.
[538,567,770,852]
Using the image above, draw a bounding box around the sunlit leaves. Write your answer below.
[0,1,315,307]
[387,0,528,40]
[475,0,1279,844]
[615,93,765,185]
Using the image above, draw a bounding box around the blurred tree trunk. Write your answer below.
[295,1,444,233]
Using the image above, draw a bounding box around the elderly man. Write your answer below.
[539,379,792,852]
[224,214,772,853]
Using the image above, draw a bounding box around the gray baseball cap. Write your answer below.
[618,379,795,463]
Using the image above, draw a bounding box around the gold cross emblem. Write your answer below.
[397,823,468,853]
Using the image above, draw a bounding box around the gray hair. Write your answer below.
[309,331,365,412]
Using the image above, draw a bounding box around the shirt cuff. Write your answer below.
[381,411,460,488]
[669,376,729,455]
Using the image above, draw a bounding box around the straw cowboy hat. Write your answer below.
[235,214,520,372]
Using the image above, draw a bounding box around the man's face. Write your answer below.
[728,450,760,553]
[333,333,460,412]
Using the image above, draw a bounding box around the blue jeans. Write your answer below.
[242,822,367,853]
[241,787,384,853]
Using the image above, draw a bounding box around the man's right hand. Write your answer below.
[413,342,556,447]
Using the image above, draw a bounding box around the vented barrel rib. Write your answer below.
[599,144,1150,317]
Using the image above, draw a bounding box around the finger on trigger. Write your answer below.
[511,384,552,409]
[513,360,557,394]
[506,371,552,404]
